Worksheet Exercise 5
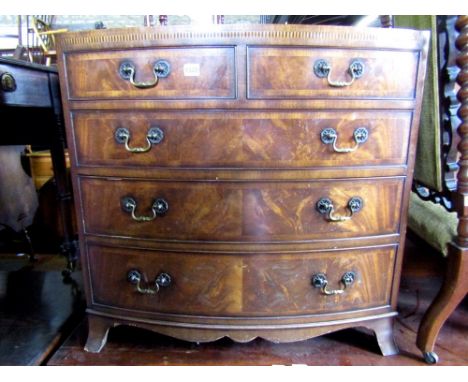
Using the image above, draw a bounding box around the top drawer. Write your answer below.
[64,47,236,100]
[247,46,419,100]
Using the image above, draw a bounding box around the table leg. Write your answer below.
[47,72,78,276]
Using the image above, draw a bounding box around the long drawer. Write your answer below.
[247,46,419,100]
[71,110,412,169]
[87,243,396,316]
[64,47,236,100]
[79,177,404,242]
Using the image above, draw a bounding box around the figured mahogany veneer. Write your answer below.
[79,177,403,242]
[65,47,236,100]
[88,243,396,317]
[247,47,419,99]
[71,111,412,168]
[56,24,429,355]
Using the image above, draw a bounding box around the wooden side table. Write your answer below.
[0,57,77,274]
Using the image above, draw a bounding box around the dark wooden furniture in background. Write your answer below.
[56,24,429,354]
[0,57,77,273]
[416,15,468,363]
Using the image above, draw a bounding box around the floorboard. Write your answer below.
[0,254,85,366]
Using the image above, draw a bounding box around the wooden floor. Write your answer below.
[1,235,467,366]
[0,254,85,366]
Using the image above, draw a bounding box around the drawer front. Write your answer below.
[0,62,53,107]
[79,177,404,241]
[64,47,236,100]
[72,111,412,168]
[247,46,419,99]
[88,243,396,316]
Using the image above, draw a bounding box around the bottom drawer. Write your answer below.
[87,243,396,317]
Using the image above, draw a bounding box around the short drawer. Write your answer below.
[79,177,404,242]
[71,110,412,169]
[88,243,396,316]
[64,47,236,100]
[247,46,419,99]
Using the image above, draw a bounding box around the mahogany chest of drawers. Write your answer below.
[56,24,429,354]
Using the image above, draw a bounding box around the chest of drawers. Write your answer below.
[56,24,429,355]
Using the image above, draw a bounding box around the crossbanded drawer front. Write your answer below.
[71,110,412,169]
[247,46,419,100]
[88,243,396,316]
[79,177,404,242]
[64,47,236,100]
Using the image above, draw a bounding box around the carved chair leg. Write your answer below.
[365,317,399,356]
[416,246,468,363]
[84,315,113,353]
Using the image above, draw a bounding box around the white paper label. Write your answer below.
[183,63,200,77]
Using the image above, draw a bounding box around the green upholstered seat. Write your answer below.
[408,192,457,256]
[395,16,456,257]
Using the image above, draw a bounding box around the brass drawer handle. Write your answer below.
[1,72,17,92]
[311,271,356,295]
[121,196,169,222]
[119,60,171,89]
[127,269,172,295]
[320,127,369,153]
[316,197,363,222]
[313,59,364,87]
[115,127,164,153]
